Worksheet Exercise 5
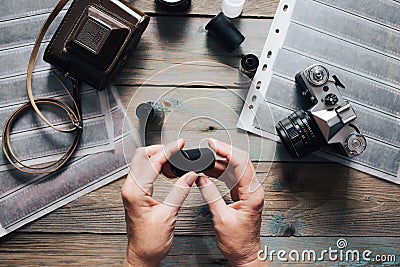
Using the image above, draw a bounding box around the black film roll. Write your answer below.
[168,148,216,177]
[205,12,245,53]
[240,54,259,78]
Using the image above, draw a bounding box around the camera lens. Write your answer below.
[276,110,322,158]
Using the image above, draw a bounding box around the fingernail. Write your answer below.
[196,176,208,187]
[177,138,184,147]
[185,171,198,185]
[208,138,217,150]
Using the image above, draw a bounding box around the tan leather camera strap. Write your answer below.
[2,0,83,174]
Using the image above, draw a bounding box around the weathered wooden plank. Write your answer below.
[13,162,400,237]
[114,17,272,86]
[130,0,279,17]
[0,234,398,266]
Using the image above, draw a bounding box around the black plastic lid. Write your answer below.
[155,0,191,12]
[136,102,156,122]
[205,12,245,53]
[169,148,216,176]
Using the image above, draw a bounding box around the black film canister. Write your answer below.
[136,102,164,146]
[205,12,245,53]
[136,102,156,122]
[155,0,191,11]
[240,54,259,78]
[168,148,216,177]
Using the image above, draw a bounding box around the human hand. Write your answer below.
[199,139,267,267]
[121,139,198,267]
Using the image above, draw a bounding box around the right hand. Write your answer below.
[198,139,267,267]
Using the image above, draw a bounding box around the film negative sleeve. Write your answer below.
[0,0,71,22]
[239,0,400,183]
[271,49,400,117]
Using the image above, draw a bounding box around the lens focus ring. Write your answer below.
[276,110,322,158]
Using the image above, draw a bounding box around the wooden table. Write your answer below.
[1,1,399,266]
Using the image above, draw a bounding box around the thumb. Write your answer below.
[196,176,228,216]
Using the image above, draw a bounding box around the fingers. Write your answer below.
[203,160,228,178]
[163,172,198,212]
[161,161,177,178]
[208,138,249,168]
[121,175,160,207]
[196,176,228,216]
[127,139,185,199]
[131,144,163,162]
[150,139,185,172]
[208,138,259,201]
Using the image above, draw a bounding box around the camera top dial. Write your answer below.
[307,65,329,86]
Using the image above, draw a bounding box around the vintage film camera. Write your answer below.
[276,65,367,158]
[44,0,150,90]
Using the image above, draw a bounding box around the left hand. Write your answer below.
[121,139,198,267]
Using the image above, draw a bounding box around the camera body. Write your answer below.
[44,0,149,90]
[276,64,367,158]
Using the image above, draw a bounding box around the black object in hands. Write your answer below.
[168,148,215,177]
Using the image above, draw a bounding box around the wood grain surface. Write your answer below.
[1,1,399,266]
[129,0,279,17]
[1,235,399,266]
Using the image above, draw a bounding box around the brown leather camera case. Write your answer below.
[44,0,150,90]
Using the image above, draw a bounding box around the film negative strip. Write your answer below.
[0,86,127,199]
[0,77,114,172]
[0,117,113,172]
[0,71,94,107]
[272,49,400,117]
[0,43,50,78]
[284,23,400,87]
[316,0,400,30]
[0,85,139,236]
[0,11,65,50]
[292,0,400,59]
[0,90,105,132]
[0,0,70,22]
[238,0,400,183]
